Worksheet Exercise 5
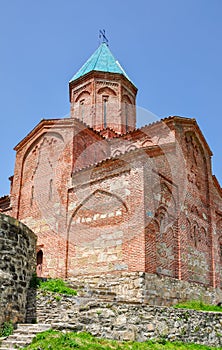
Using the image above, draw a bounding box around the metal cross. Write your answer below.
[99,29,109,45]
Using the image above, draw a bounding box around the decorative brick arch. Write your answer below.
[16,131,65,219]
[66,190,129,276]
[216,220,222,286]
[200,226,209,247]
[122,94,133,104]
[68,189,128,232]
[153,182,175,209]
[155,204,168,223]
[67,189,129,260]
[97,86,116,96]
[218,235,222,260]
[153,182,176,231]
[126,144,137,152]
[141,138,153,147]
[145,219,159,273]
[23,131,64,161]
[185,131,209,197]
[75,90,91,103]
[217,220,222,260]
[156,226,176,277]
[192,221,200,247]
[216,219,222,235]
[112,149,122,157]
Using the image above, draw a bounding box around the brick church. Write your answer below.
[1,41,222,289]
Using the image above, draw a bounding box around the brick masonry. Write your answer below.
[1,47,222,293]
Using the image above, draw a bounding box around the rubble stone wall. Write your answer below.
[68,272,222,306]
[33,290,222,347]
[0,213,36,326]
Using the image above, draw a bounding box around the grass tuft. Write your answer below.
[38,278,77,296]
[0,321,14,337]
[22,330,222,349]
[174,300,222,312]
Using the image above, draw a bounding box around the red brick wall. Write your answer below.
[9,120,74,277]
[69,72,137,134]
[67,154,146,275]
[5,109,222,286]
[174,120,214,286]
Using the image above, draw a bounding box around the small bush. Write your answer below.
[0,321,14,337]
[174,300,222,312]
[39,278,77,296]
[29,273,41,288]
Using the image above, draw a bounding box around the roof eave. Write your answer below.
[163,116,213,157]
[14,118,73,151]
[69,70,137,101]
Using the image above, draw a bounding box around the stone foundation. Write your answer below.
[68,272,222,306]
[30,290,222,347]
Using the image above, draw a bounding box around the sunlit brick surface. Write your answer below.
[1,63,222,289]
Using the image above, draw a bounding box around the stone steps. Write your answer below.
[69,282,117,300]
[0,323,51,350]
[25,284,118,324]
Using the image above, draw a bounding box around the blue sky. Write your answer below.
[0,0,222,196]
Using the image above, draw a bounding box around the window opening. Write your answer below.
[30,186,34,206]
[49,179,53,200]
[103,96,108,128]
[80,99,85,121]
[125,102,128,132]
[220,243,222,260]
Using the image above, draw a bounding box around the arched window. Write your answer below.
[30,185,34,206]
[125,102,128,132]
[220,244,222,260]
[49,179,53,200]
[218,235,222,261]
[122,94,133,133]
[80,99,85,121]
[103,96,108,128]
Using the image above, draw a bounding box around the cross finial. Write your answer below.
[99,29,109,45]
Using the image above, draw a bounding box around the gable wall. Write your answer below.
[67,154,146,275]
[3,116,222,286]
[174,121,217,286]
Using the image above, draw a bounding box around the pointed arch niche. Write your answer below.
[217,219,222,261]
[66,190,128,275]
[69,190,128,231]
[74,91,91,122]
[18,131,65,219]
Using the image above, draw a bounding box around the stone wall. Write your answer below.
[0,213,36,326]
[68,272,222,306]
[31,290,222,347]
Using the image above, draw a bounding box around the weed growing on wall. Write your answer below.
[174,300,222,312]
[38,278,77,295]
[0,321,14,337]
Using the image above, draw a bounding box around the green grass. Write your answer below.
[38,278,77,296]
[22,330,222,350]
[0,321,14,337]
[174,300,222,312]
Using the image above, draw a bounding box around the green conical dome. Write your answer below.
[70,43,131,82]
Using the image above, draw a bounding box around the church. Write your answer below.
[1,40,222,290]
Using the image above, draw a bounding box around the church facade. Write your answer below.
[1,43,222,289]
